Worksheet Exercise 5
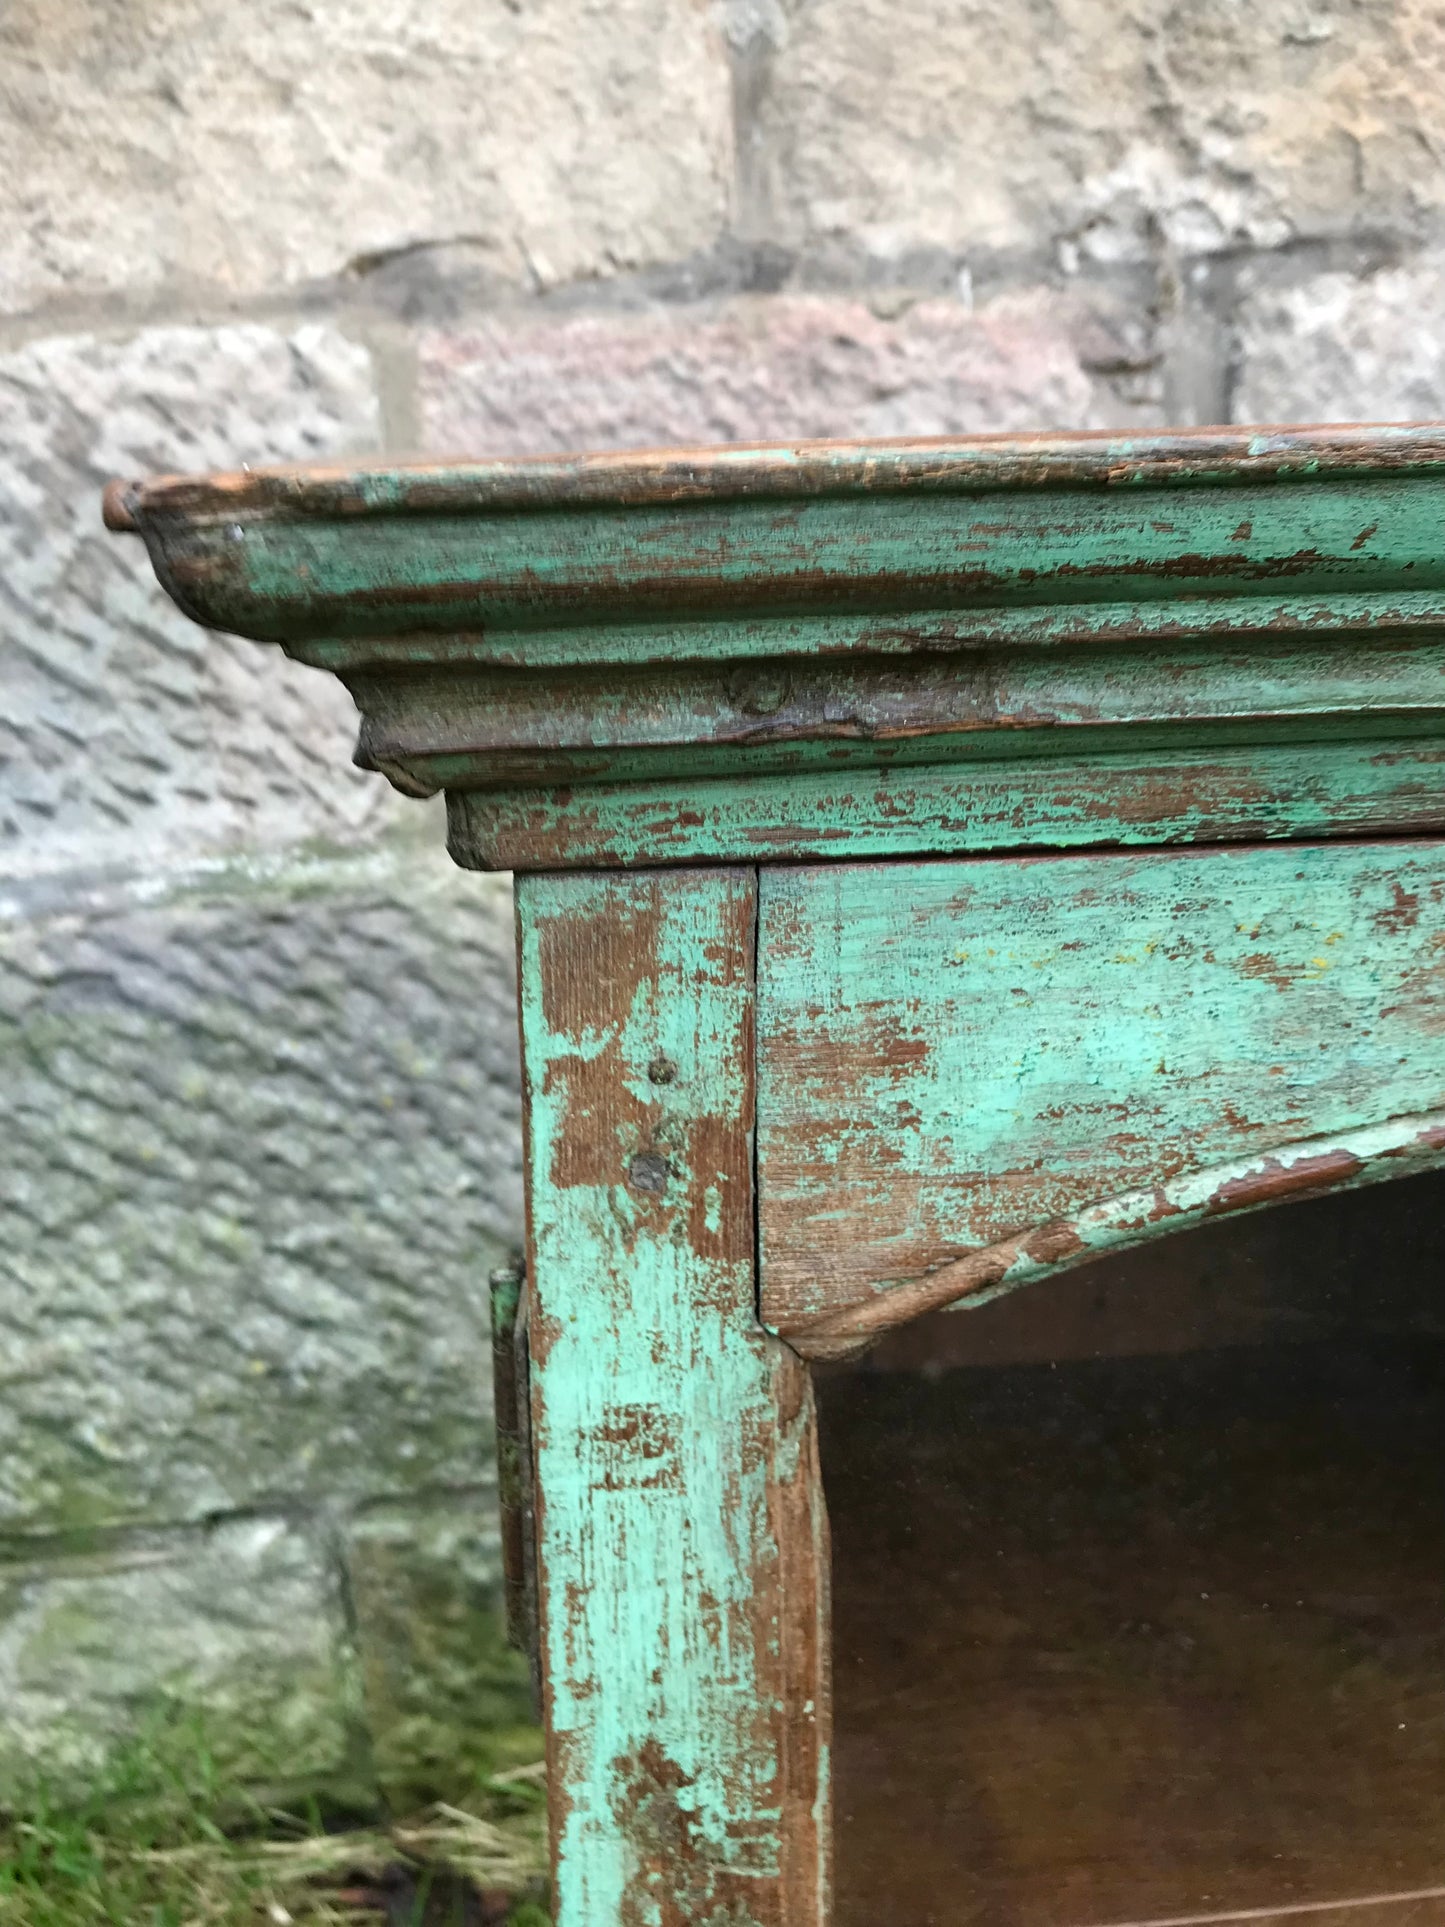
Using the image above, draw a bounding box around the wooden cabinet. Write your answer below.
[110,426,1445,1926]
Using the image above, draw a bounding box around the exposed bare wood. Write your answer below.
[100,422,1445,527]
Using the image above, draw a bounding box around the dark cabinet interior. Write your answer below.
[822,1172,1445,1927]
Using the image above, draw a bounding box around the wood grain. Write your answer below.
[103,421,1445,524]
[517,868,830,1927]
[756,842,1445,1342]
[791,1110,1445,1358]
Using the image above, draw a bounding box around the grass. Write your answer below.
[0,1715,549,1926]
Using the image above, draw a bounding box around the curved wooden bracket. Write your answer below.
[788,1109,1445,1360]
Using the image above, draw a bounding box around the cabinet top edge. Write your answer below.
[104,421,1445,529]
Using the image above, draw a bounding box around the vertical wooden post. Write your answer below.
[516,867,831,1927]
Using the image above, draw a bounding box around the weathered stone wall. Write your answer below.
[5,0,1445,1803]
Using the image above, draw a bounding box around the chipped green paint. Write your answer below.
[448,737,1445,872]
[122,476,1445,649]
[756,841,1445,1340]
[350,636,1445,797]
[99,422,1445,529]
[516,869,828,1927]
[293,584,1445,675]
[794,1107,1445,1357]
[110,429,1445,877]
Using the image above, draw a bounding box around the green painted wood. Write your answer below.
[516,867,830,1927]
[794,1107,1445,1358]
[448,737,1445,871]
[755,841,1445,1344]
[295,585,1445,676]
[118,475,1445,648]
[349,637,1445,795]
[109,428,1445,864]
[103,423,1445,655]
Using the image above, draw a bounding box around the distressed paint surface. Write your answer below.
[517,869,829,1927]
[350,637,1445,795]
[756,843,1445,1340]
[448,738,1445,872]
[110,427,1445,873]
[795,1109,1445,1358]
[101,424,1445,528]
[300,586,1445,676]
[113,474,1445,651]
[101,424,1445,658]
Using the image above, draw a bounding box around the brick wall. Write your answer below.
[4,0,1445,1800]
